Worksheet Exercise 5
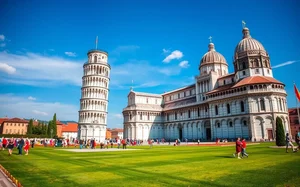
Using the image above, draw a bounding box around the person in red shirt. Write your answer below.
[233,137,242,159]
[2,138,7,150]
[24,138,30,155]
[241,138,249,158]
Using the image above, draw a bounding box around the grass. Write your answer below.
[0,143,299,187]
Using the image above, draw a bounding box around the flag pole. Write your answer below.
[294,82,300,127]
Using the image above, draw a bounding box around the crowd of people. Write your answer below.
[0,137,30,156]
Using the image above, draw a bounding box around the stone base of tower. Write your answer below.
[78,123,107,143]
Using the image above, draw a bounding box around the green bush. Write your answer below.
[275,117,285,146]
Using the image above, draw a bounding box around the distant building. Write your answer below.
[56,120,64,137]
[62,122,78,140]
[111,128,123,139]
[123,25,290,142]
[288,108,300,138]
[106,128,112,139]
[0,118,29,135]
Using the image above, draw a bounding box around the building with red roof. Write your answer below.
[123,25,290,142]
[288,108,300,138]
[111,128,123,139]
[61,122,78,140]
[0,117,29,135]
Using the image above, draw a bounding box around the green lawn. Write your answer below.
[0,143,299,187]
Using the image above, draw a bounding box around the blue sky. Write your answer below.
[0,0,299,128]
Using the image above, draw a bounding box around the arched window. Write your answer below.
[94,56,97,63]
[223,80,226,85]
[175,112,178,120]
[240,101,245,112]
[227,103,231,114]
[229,121,233,127]
[279,99,283,111]
[217,123,220,128]
[255,59,259,67]
[140,113,142,120]
[260,98,266,110]
[197,108,200,117]
[242,62,246,69]
[188,110,191,118]
[129,114,132,120]
[243,121,247,126]
[215,105,218,115]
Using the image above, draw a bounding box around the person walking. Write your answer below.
[285,133,295,153]
[241,138,248,158]
[2,137,7,150]
[121,139,126,149]
[117,138,121,149]
[295,131,300,151]
[7,139,14,156]
[17,137,25,155]
[233,137,242,159]
[24,138,30,155]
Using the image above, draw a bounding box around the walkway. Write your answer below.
[0,170,15,187]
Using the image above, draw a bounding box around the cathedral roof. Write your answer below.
[200,43,227,68]
[207,76,283,94]
[234,27,267,59]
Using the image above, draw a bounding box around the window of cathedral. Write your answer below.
[140,114,142,120]
[223,80,226,85]
[241,101,245,112]
[147,113,150,120]
[217,123,220,128]
[188,110,191,118]
[227,104,231,114]
[260,99,266,110]
[197,108,200,117]
[255,69,259,74]
[167,114,169,121]
[129,114,132,120]
[178,93,180,99]
[205,107,208,112]
[229,121,233,127]
[231,78,234,83]
[267,69,270,74]
[215,105,218,115]
[242,71,246,75]
[94,56,97,63]
[243,121,247,126]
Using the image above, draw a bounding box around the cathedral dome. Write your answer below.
[234,27,267,59]
[200,43,227,67]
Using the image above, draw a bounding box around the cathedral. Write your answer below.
[122,25,290,142]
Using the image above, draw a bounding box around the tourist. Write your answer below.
[2,137,7,150]
[241,138,248,158]
[117,138,121,149]
[121,139,126,149]
[285,133,295,153]
[24,138,30,156]
[18,137,25,155]
[198,139,200,145]
[110,139,113,148]
[31,139,35,148]
[233,137,242,159]
[7,139,14,156]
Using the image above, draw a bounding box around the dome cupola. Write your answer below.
[199,38,228,76]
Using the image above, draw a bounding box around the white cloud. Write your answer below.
[179,60,189,68]
[28,96,36,101]
[0,35,5,41]
[0,94,78,121]
[64,52,77,57]
[0,63,16,74]
[163,50,183,63]
[162,48,170,54]
[0,51,83,86]
[32,110,48,116]
[0,43,6,47]
[272,60,298,69]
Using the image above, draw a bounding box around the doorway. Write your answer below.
[179,128,183,141]
[206,128,211,140]
[267,129,273,140]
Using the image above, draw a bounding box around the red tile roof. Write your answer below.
[0,118,9,124]
[2,118,29,123]
[56,120,65,125]
[62,123,78,132]
[233,76,282,88]
[207,76,283,94]
[111,128,123,132]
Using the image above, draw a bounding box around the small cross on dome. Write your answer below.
[208,36,213,43]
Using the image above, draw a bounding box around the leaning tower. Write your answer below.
[78,49,110,143]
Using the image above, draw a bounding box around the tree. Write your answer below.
[47,120,53,138]
[276,117,285,146]
[52,113,57,137]
[42,123,48,135]
[27,119,33,134]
